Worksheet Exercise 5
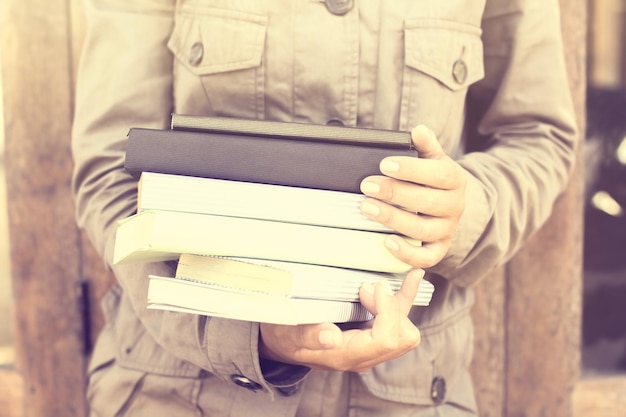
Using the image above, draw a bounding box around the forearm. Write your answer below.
[429,0,578,285]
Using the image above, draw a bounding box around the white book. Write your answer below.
[113,210,417,273]
[138,172,393,232]
[174,254,435,304]
[147,272,433,325]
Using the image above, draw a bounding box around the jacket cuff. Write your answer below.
[203,318,310,397]
[260,358,311,395]
[427,170,492,286]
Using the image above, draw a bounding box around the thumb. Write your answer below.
[297,322,343,349]
[411,125,445,160]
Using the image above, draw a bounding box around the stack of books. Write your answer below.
[113,115,434,325]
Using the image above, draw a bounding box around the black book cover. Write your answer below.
[125,124,417,193]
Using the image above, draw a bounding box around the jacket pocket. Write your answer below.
[167,4,267,118]
[400,19,484,152]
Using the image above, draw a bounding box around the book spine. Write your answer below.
[170,114,413,149]
[125,128,418,194]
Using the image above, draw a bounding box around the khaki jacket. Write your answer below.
[71,0,577,415]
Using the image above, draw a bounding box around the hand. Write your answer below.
[258,269,424,372]
[360,125,467,269]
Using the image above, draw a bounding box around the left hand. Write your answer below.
[360,124,467,269]
[258,269,424,372]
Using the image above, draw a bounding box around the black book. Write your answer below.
[125,116,416,193]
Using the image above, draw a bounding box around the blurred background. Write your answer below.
[582,0,626,376]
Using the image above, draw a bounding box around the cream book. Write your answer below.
[137,172,393,232]
[174,254,434,304]
[113,210,417,273]
[147,276,378,325]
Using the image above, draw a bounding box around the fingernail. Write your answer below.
[360,201,380,216]
[361,281,375,296]
[319,329,339,348]
[385,236,400,252]
[414,124,430,136]
[360,181,380,194]
[380,159,400,174]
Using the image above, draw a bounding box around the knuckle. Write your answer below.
[406,328,421,349]
[417,249,440,269]
[408,248,431,268]
[412,221,431,242]
[379,206,397,225]
[373,178,396,201]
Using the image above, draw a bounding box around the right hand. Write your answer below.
[258,269,424,372]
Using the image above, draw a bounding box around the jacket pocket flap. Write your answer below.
[168,7,267,75]
[404,20,484,91]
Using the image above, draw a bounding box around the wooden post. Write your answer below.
[504,1,586,416]
[0,0,90,415]
[470,268,507,417]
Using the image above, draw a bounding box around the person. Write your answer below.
[71,0,577,416]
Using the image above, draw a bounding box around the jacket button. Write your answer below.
[431,376,447,405]
[230,374,263,392]
[325,118,345,127]
[452,59,468,84]
[325,0,353,15]
[188,41,204,66]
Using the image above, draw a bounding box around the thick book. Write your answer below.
[174,254,434,305]
[137,172,393,232]
[147,275,378,325]
[125,121,417,193]
[113,210,417,273]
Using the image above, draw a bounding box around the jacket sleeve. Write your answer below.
[428,0,579,286]
[71,0,292,393]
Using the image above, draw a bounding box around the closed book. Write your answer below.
[125,126,417,193]
[174,254,434,305]
[170,114,412,149]
[113,210,417,273]
[138,172,393,232]
[147,275,378,325]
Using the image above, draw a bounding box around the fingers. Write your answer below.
[359,271,424,316]
[360,182,463,221]
[259,322,342,364]
[359,124,467,269]
[259,273,424,372]
[375,157,465,192]
[395,268,425,315]
[385,235,450,269]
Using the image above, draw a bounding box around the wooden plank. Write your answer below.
[470,268,506,417]
[504,1,587,416]
[0,0,88,416]
[573,376,626,417]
